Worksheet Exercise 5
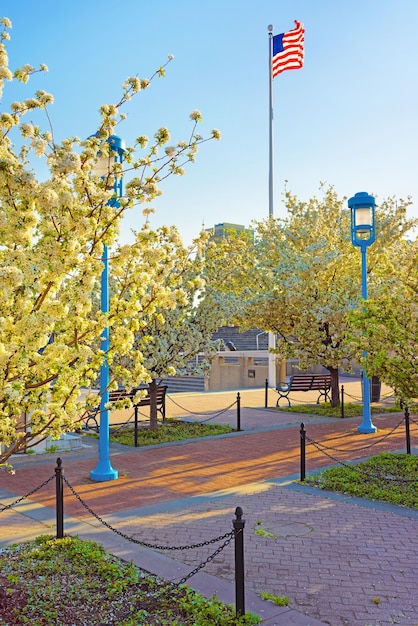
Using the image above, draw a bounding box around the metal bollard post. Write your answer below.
[405,406,411,455]
[265,378,268,408]
[300,422,306,482]
[55,458,64,539]
[233,506,245,617]
[341,385,345,419]
[134,405,139,448]
[237,392,241,431]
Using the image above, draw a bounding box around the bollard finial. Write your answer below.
[235,506,243,520]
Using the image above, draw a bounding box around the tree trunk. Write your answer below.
[149,379,159,431]
[326,366,340,407]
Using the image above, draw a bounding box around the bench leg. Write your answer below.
[84,415,99,433]
[276,395,291,408]
[316,390,330,404]
[162,398,166,422]
[134,406,139,448]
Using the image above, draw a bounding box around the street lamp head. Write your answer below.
[348,191,376,248]
[91,134,126,200]
[92,134,126,178]
[107,135,126,158]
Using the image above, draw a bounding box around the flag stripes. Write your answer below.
[272,20,304,77]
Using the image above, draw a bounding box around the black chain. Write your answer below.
[62,475,233,550]
[342,391,363,402]
[177,530,236,585]
[0,474,55,513]
[147,530,238,604]
[280,395,311,406]
[307,439,418,484]
[108,413,135,433]
[63,474,237,604]
[380,391,396,399]
[195,408,234,424]
[305,415,405,453]
[410,414,418,427]
[167,394,236,417]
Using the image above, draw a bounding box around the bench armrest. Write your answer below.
[276,381,290,392]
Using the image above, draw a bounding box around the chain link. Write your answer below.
[167,394,237,417]
[177,531,236,585]
[341,391,363,402]
[0,474,55,514]
[62,475,233,550]
[410,414,418,427]
[1,469,239,601]
[146,530,238,604]
[307,438,418,484]
[305,415,405,454]
[62,474,238,603]
[108,413,135,433]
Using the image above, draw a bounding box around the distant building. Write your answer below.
[207,222,254,241]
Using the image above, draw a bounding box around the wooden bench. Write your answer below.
[275,374,331,407]
[83,385,168,433]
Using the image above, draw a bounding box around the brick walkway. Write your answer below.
[1,382,417,626]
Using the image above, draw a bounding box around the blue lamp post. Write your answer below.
[90,135,125,481]
[348,191,377,434]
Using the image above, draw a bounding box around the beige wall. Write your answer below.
[207,351,286,391]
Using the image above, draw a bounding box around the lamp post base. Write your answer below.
[90,462,118,482]
[358,422,377,434]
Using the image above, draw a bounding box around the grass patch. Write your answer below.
[108,418,233,446]
[0,535,260,625]
[304,452,418,508]
[259,591,289,606]
[255,528,277,539]
[279,402,402,418]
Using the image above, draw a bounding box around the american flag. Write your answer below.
[272,20,305,77]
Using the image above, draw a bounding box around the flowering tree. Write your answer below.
[206,186,416,406]
[112,225,229,429]
[0,17,220,463]
[348,237,418,404]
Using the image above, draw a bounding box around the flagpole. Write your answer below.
[267,25,276,389]
[268,25,274,217]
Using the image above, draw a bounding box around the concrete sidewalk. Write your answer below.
[1,382,417,626]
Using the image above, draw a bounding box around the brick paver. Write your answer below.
[1,382,417,626]
[119,485,417,626]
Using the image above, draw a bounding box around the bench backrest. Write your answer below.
[309,375,331,391]
[290,374,331,391]
[288,375,315,391]
[109,385,167,405]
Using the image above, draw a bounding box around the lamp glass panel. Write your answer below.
[354,207,372,232]
[93,154,113,178]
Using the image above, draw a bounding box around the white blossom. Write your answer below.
[189,109,202,122]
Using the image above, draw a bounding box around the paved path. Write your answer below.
[1,383,418,626]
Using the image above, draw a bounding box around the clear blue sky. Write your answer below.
[3,0,418,244]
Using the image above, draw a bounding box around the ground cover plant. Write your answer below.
[278,402,402,418]
[0,535,260,625]
[304,452,418,509]
[106,418,233,446]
